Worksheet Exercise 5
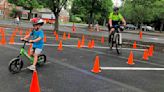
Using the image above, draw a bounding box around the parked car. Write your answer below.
[141,26,155,31]
[126,24,137,30]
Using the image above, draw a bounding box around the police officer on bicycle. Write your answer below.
[108,7,126,43]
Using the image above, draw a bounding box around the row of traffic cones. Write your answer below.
[54,30,105,47]
[132,40,154,60]
[142,45,154,60]
[127,45,154,65]
[91,45,154,73]
[54,31,71,41]
[57,39,96,51]
[88,40,95,48]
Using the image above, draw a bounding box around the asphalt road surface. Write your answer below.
[0,27,164,92]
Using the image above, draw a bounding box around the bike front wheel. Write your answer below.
[8,58,23,74]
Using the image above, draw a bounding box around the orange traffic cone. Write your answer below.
[72,23,76,32]
[28,44,32,56]
[81,35,85,46]
[148,45,154,57]
[30,71,41,92]
[91,40,95,48]
[0,29,6,45]
[62,32,67,40]
[91,56,101,73]
[25,29,31,36]
[56,34,59,41]
[143,49,149,60]
[19,28,23,36]
[29,28,32,32]
[9,35,15,44]
[88,40,92,48]
[25,29,29,36]
[127,51,135,65]
[15,27,19,32]
[58,40,63,51]
[77,40,81,48]
[133,41,137,49]
[54,31,57,36]
[12,29,17,37]
[139,31,143,39]
[67,33,71,39]
[101,36,104,44]
[44,34,47,42]
[0,28,2,33]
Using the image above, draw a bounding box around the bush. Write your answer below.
[70,15,82,23]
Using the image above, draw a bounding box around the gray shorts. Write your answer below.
[31,48,42,55]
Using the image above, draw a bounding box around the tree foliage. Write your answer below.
[39,0,68,31]
[8,0,41,19]
[71,0,113,26]
[120,0,164,31]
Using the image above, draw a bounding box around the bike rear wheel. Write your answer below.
[37,54,46,65]
[115,34,122,54]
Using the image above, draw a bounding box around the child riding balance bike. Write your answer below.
[8,18,46,73]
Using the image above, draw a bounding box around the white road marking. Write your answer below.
[149,38,159,40]
[75,47,164,68]
[11,42,145,51]
[4,34,78,40]
[100,67,164,71]
[149,37,164,41]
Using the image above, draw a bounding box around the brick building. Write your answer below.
[0,0,13,19]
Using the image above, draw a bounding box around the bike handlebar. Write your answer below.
[21,39,33,43]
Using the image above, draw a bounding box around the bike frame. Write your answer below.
[20,48,34,64]
[113,30,122,45]
[17,41,34,64]
[113,25,123,44]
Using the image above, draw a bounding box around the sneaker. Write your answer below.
[27,65,36,71]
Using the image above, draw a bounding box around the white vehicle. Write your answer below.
[141,26,155,31]
[40,13,55,24]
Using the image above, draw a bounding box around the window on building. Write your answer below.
[0,10,4,15]
[21,14,28,19]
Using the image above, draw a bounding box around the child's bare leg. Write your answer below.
[30,49,34,57]
[33,54,38,66]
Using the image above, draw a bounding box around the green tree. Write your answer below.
[10,8,21,18]
[121,0,164,31]
[39,0,68,32]
[121,0,155,26]
[8,0,41,19]
[71,0,112,27]
[152,0,164,32]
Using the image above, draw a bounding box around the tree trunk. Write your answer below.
[28,9,33,20]
[88,0,95,28]
[54,13,59,32]
[103,19,106,26]
[160,21,164,33]
[88,11,93,28]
